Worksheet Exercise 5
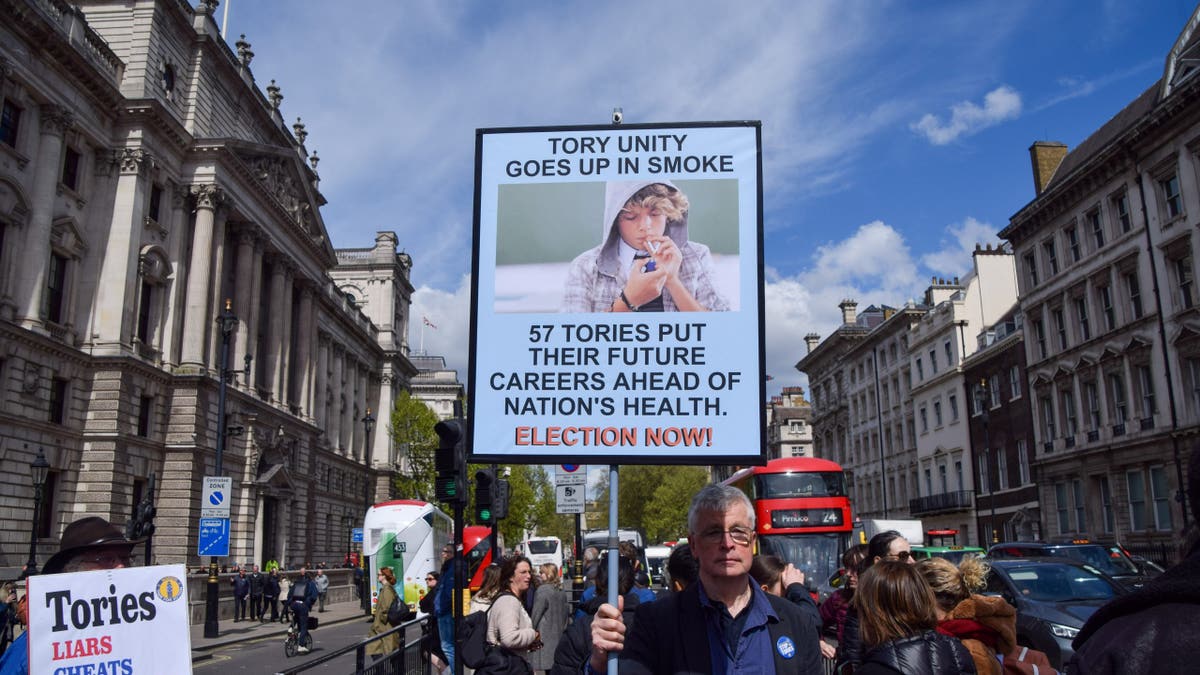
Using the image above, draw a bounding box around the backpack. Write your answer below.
[1002,645,1057,675]
[290,578,307,601]
[387,592,412,626]
[458,605,493,669]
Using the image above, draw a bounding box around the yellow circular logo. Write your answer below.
[156,576,184,602]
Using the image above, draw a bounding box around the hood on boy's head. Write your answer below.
[600,179,689,248]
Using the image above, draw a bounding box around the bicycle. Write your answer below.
[283,614,313,658]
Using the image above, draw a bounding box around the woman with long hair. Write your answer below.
[470,565,503,614]
[482,555,541,674]
[918,557,1019,675]
[838,532,916,672]
[821,544,868,645]
[366,567,401,661]
[526,563,568,675]
[853,561,976,674]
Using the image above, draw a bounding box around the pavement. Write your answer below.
[190,601,372,663]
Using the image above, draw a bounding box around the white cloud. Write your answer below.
[911,85,1022,145]
[919,217,1002,277]
[409,275,473,382]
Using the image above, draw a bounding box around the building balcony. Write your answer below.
[909,490,974,516]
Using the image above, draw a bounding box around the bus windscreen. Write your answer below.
[756,472,845,499]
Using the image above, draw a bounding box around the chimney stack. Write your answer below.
[1029,141,1068,195]
[839,299,858,325]
[804,333,821,353]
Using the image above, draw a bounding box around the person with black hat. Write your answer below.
[42,515,141,574]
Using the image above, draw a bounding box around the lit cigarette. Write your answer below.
[647,240,661,255]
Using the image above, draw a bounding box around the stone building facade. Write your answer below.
[766,386,814,460]
[0,0,416,574]
[409,354,465,422]
[998,13,1200,554]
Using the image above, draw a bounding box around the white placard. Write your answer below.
[28,564,192,675]
[470,121,766,465]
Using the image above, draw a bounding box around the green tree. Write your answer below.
[389,391,440,503]
[585,466,709,543]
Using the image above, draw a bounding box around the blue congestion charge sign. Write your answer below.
[197,518,230,557]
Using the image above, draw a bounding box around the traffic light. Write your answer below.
[126,474,157,539]
[493,478,510,520]
[475,469,496,523]
[434,420,466,504]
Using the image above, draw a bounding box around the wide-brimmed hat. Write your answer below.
[43,516,142,574]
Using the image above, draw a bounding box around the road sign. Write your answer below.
[201,476,232,519]
[556,484,584,514]
[197,518,230,557]
[351,527,364,544]
[556,464,586,486]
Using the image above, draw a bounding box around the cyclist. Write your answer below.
[288,566,319,653]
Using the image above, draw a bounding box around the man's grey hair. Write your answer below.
[687,483,755,533]
[583,546,600,563]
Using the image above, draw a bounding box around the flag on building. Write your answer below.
[423,316,438,329]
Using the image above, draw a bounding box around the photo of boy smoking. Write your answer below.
[560,180,730,313]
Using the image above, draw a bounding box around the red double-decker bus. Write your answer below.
[722,457,853,595]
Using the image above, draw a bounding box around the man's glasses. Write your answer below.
[884,551,914,562]
[425,576,435,581]
[697,527,754,546]
[77,552,134,568]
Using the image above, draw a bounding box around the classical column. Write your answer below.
[340,357,355,455]
[278,266,294,405]
[90,148,153,350]
[16,104,74,329]
[206,209,229,368]
[180,184,222,368]
[244,237,264,390]
[293,284,314,414]
[159,184,188,365]
[264,256,286,401]
[232,228,256,372]
[314,334,329,429]
[372,370,395,468]
[329,345,344,451]
[357,367,369,463]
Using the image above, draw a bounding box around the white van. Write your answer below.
[523,536,564,573]
[645,545,671,586]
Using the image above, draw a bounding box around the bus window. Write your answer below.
[757,472,845,499]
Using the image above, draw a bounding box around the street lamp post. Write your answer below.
[25,447,50,577]
[204,299,239,639]
[360,408,375,614]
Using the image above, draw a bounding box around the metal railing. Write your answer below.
[273,616,429,675]
[909,490,973,515]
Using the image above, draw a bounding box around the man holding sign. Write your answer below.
[8,516,192,675]
[562,180,730,314]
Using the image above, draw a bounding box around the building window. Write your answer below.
[61,147,81,192]
[1137,365,1156,422]
[1041,396,1056,441]
[162,64,176,95]
[1150,466,1173,531]
[1066,226,1080,262]
[1099,475,1115,534]
[1017,440,1030,484]
[37,471,59,538]
[933,399,943,427]
[1127,470,1147,531]
[996,449,1008,490]
[136,280,154,344]
[955,460,963,491]
[972,383,985,415]
[1062,389,1077,437]
[989,374,1002,407]
[929,349,938,374]
[1033,319,1047,360]
[1125,272,1143,319]
[1114,191,1132,233]
[0,100,20,147]
[943,341,952,366]
[1085,380,1101,431]
[1187,357,1200,416]
[919,406,928,433]
[148,184,163,223]
[1161,173,1183,220]
[1109,373,1127,425]
[948,393,958,421]
[1098,284,1115,332]
[1072,479,1086,532]
[45,253,68,324]
[1043,239,1059,276]
[1088,209,1105,249]
[1009,366,1022,399]
[49,377,69,424]
[1055,482,1070,533]
[1075,296,1091,341]
[939,464,948,494]
[136,395,153,437]
[1174,253,1195,310]
[1024,252,1039,287]
[1053,308,1067,351]
[916,358,924,381]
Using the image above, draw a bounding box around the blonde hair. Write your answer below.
[853,561,939,648]
[622,183,689,223]
[917,556,989,612]
[539,563,561,588]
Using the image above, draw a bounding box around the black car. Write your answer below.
[987,540,1148,589]
[984,557,1127,669]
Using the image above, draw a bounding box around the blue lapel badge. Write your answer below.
[776,636,796,659]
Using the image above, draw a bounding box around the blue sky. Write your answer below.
[223,0,1196,398]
